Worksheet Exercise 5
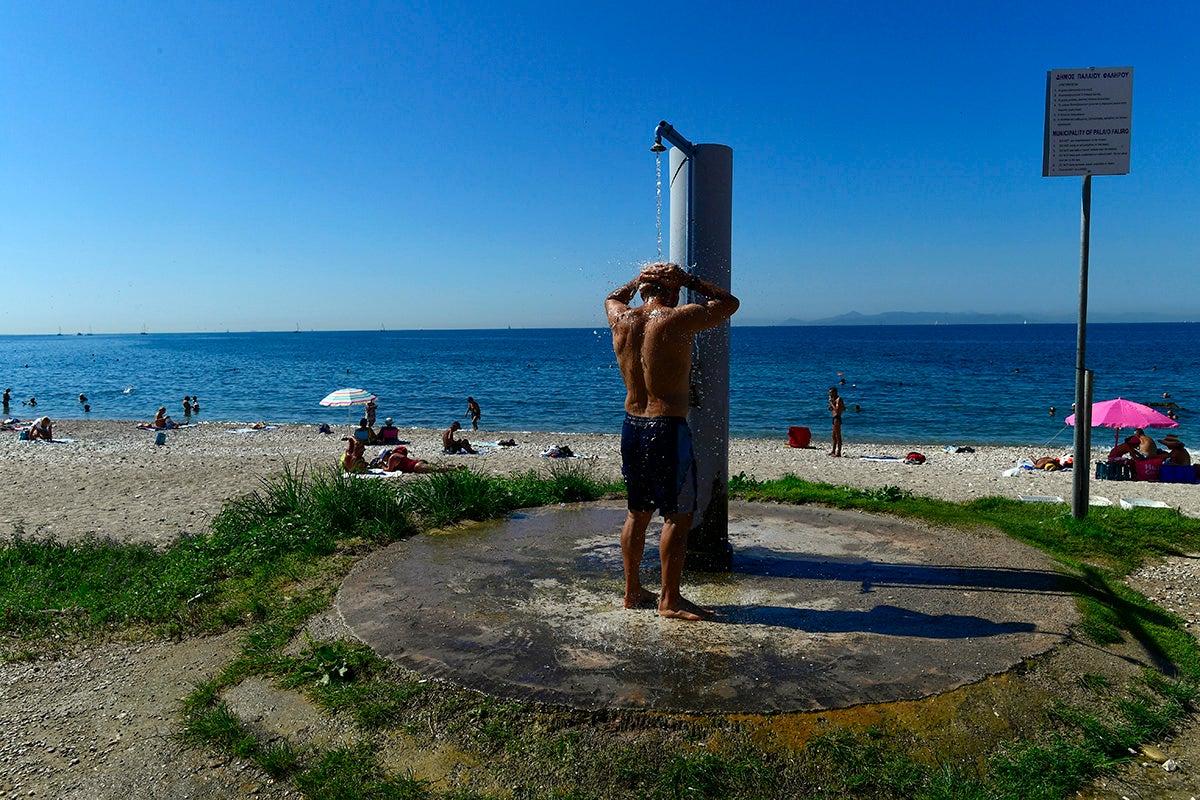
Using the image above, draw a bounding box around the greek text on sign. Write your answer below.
[1043,67,1133,177]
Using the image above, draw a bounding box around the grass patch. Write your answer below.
[8,463,1200,798]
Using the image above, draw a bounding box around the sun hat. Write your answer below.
[385,418,393,425]
[1159,434,1185,448]
[396,446,407,455]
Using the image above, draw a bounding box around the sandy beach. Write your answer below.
[4,418,1199,546]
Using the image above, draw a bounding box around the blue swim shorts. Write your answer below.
[620,414,697,516]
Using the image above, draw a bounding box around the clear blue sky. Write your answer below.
[2,1,1196,334]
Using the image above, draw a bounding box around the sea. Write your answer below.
[2,324,1196,447]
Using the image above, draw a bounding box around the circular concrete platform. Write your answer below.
[336,501,1077,713]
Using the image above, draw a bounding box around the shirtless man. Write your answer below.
[606,262,739,621]
[442,421,476,454]
[828,387,846,457]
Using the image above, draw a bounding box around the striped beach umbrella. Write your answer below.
[319,388,378,429]
[319,388,377,408]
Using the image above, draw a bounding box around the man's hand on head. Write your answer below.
[639,262,687,290]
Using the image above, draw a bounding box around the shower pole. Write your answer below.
[657,121,735,571]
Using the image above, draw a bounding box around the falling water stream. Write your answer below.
[655,152,663,260]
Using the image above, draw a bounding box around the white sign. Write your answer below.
[1043,67,1134,177]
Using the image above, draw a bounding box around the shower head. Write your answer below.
[651,120,695,157]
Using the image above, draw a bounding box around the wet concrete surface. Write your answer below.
[336,501,1078,713]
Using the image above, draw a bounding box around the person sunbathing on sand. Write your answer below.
[341,437,367,473]
[152,407,179,429]
[606,261,739,621]
[27,416,53,440]
[442,421,476,454]
[1160,435,1191,466]
[384,446,458,474]
[1108,436,1143,461]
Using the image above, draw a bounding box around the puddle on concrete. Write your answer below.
[337,501,1076,713]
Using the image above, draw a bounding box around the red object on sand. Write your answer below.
[1132,457,1165,481]
[787,426,811,448]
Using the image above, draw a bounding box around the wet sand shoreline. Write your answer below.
[3,418,1198,546]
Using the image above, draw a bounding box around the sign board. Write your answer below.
[1043,67,1133,176]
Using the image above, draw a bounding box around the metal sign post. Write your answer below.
[1071,177,1092,519]
[1043,67,1133,519]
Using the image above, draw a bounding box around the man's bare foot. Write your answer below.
[658,597,715,621]
[624,588,658,609]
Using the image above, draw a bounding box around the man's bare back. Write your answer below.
[606,262,739,621]
[607,263,738,419]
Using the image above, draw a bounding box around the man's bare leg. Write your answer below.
[658,512,714,620]
[621,510,657,608]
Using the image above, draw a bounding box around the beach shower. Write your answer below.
[652,120,734,571]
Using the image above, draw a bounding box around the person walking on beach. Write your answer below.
[2,388,10,415]
[606,261,739,621]
[828,386,846,457]
[466,397,481,431]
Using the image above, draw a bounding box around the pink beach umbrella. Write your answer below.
[319,387,378,429]
[1064,397,1179,446]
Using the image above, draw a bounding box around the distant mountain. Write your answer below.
[777,310,1198,326]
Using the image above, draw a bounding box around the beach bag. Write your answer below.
[787,426,811,448]
[1096,460,1133,481]
[904,452,926,465]
[1132,457,1165,481]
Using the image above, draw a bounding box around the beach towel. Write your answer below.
[1018,494,1064,504]
[859,455,901,462]
[1119,497,1172,510]
[348,469,417,479]
[227,426,278,434]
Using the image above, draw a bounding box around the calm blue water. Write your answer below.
[2,324,1196,446]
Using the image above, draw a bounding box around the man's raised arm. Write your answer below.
[605,274,641,319]
[678,269,739,330]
